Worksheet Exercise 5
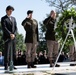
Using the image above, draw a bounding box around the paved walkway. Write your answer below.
[0,62,76,75]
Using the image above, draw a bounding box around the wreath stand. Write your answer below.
[53,17,76,70]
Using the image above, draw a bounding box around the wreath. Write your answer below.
[55,8,76,52]
[55,8,76,44]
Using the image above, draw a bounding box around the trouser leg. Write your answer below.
[26,43,32,63]
[53,41,59,63]
[4,40,11,70]
[74,52,76,61]
[31,43,37,62]
[47,40,54,64]
[31,43,37,68]
[69,45,75,61]
[12,40,16,65]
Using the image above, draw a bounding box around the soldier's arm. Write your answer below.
[21,19,27,27]
[22,19,32,32]
[43,17,50,25]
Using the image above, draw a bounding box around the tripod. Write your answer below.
[53,17,76,70]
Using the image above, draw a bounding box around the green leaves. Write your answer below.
[56,8,76,40]
[39,8,76,52]
[55,8,76,52]
[16,33,26,51]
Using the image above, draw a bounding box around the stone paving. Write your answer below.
[0,62,76,75]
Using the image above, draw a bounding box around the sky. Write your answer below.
[0,0,55,37]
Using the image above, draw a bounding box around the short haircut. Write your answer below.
[27,10,33,15]
[6,5,14,11]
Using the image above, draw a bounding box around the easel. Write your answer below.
[53,17,76,70]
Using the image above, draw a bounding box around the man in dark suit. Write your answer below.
[21,10,39,68]
[1,5,17,70]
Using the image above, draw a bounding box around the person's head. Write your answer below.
[50,10,56,19]
[27,10,33,19]
[6,5,14,16]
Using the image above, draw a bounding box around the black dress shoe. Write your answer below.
[50,64,54,67]
[27,62,32,68]
[70,64,76,66]
[50,64,60,67]
[31,62,36,68]
[31,65,36,68]
[55,64,60,67]
[27,65,31,68]
[4,66,8,70]
[4,63,8,70]
[4,67,8,70]
[14,67,17,69]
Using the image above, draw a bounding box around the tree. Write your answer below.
[45,0,76,12]
[41,0,76,53]
[16,33,26,51]
[37,22,47,52]
[39,8,76,53]
[55,8,76,52]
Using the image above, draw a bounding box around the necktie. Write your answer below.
[9,16,12,21]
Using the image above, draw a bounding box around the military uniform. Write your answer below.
[22,18,39,65]
[43,16,59,63]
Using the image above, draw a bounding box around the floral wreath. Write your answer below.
[55,8,76,42]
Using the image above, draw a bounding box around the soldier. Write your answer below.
[43,10,60,67]
[21,10,39,68]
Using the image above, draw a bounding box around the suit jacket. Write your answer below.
[22,18,39,43]
[43,16,55,40]
[1,15,17,41]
